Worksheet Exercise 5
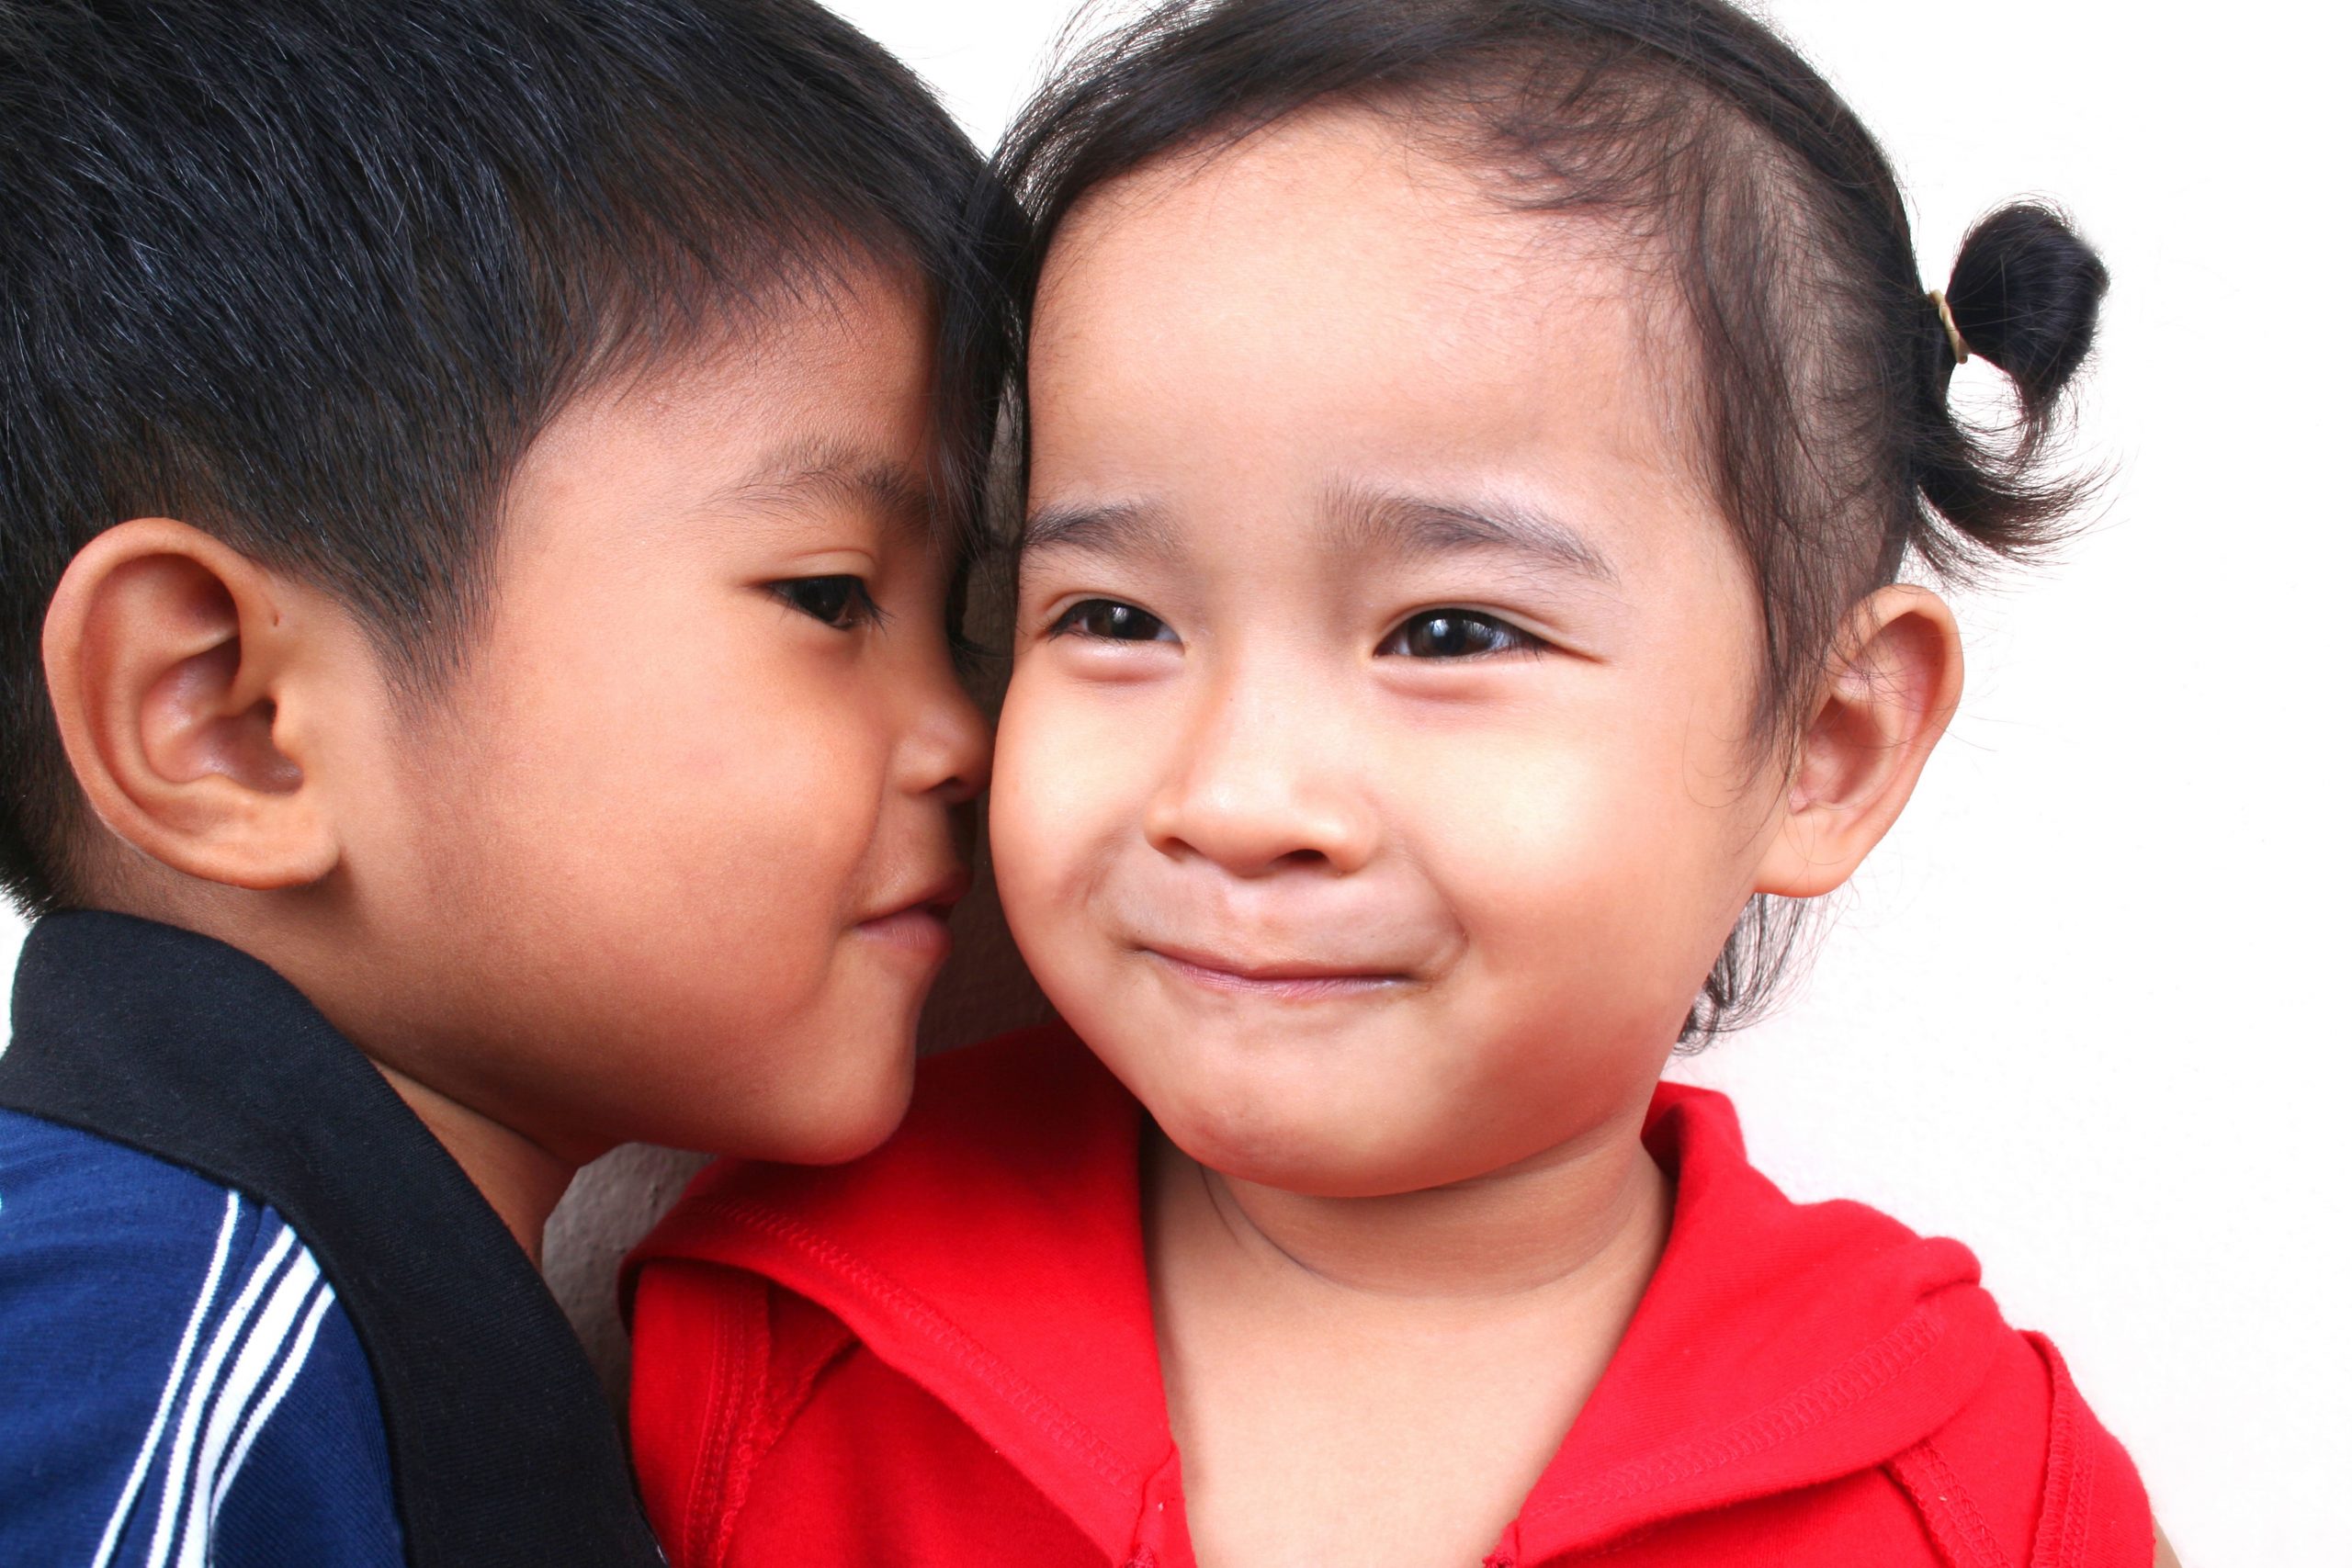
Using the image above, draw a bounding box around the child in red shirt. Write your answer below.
[629,1,2168,1563]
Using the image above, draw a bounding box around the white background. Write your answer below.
[6,3,2342,1562]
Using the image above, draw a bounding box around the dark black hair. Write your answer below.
[998,0,2109,1043]
[0,0,1018,914]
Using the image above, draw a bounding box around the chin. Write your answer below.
[1172,1126,1441,1199]
[1094,1015,1437,1193]
[1148,1077,1441,1198]
[774,1077,914,1166]
[724,1032,918,1167]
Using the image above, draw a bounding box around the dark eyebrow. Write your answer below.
[1326,484,1619,584]
[714,437,935,540]
[1020,499,1183,563]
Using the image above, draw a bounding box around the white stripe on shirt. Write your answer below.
[209,1280,336,1516]
[87,1191,242,1568]
[170,1247,325,1568]
[140,1221,295,1568]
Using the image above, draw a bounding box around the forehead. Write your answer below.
[594,265,933,440]
[1029,107,1701,510]
[503,266,939,541]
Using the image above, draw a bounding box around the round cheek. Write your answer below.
[556,651,867,953]
[1430,733,1753,1014]
[992,656,1137,908]
[368,615,899,1141]
[989,661,1182,1068]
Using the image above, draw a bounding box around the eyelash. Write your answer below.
[1046,598,1174,643]
[1376,609,1543,660]
[1046,598,1544,660]
[771,575,886,631]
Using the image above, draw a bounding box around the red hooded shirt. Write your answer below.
[626,1026,2150,1568]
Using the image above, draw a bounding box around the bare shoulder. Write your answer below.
[2154,1522,2181,1568]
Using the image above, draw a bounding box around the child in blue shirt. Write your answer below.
[0,2,1007,1562]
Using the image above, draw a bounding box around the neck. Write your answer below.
[1149,1109,1671,1311]
[107,886,586,1268]
[373,1061,579,1267]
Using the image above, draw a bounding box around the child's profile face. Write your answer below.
[996,114,1789,1196]
[330,271,987,1165]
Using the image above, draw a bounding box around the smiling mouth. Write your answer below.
[1142,946,1412,1001]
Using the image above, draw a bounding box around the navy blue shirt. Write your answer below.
[0,1112,401,1564]
[0,913,664,1568]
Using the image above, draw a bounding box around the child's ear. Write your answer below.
[1755,584,1964,899]
[42,517,345,891]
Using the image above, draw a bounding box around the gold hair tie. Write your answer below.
[1928,288,1971,365]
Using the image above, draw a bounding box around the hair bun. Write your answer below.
[1944,202,2109,420]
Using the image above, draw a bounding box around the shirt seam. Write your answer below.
[707,1195,1145,1497]
[1520,1303,1946,1523]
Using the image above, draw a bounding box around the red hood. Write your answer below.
[631,1026,2018,1563]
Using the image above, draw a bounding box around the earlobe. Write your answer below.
[42,518,343,891]
[1754,585,1965,899]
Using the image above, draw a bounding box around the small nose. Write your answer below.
[901,649,992,807]
[1142,669,1374,876]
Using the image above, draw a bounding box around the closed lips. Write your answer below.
[1142,945,1413,997]
[858,870,971,927]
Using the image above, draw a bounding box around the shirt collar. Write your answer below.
[0,910,664,1568]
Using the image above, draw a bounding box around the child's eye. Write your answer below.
[773,575,882,630]
[1047,598,1174,643]
[1377,609,1539,660]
